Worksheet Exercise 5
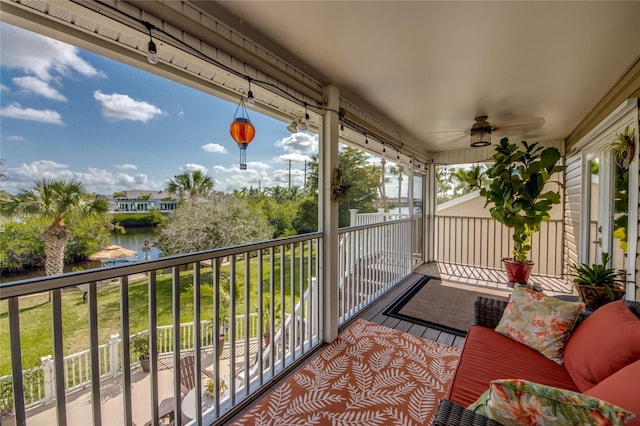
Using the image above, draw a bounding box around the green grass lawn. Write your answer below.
[0,246,316,376]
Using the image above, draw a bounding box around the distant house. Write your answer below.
[109,190,178,213]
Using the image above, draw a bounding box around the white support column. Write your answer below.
[41,355,54,405]
[109,334,120,376]
[321,85,340,342]
[425,164,436,262]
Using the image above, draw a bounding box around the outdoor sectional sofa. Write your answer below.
[433,291,640,425]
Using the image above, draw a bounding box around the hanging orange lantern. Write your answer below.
[230,97,255,170]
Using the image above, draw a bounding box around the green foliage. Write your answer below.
[570,252,625,300]
[241,187,301,238]
[0,179,110,276]
[155,193,273,256]
[0,219,46,271]
[0,214,112,273]
[130,331,149,360]
[112,210,165,228]
[304,146,381,228]
[166,170,214,203]
[465,138,565,262]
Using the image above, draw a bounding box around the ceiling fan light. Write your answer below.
[470,132,491,147]
[470,115,492,147]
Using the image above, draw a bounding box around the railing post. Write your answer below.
[109,334,120,376]
[41,355,54,405]
[350,209,358,226]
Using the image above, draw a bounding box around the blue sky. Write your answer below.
[0,23,320,195]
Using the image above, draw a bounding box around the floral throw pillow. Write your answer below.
[468,379,635,426]
[495,285,584,364]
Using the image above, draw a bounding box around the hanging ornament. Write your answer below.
[229,95,255,170]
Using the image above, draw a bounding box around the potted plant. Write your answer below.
[131,331,150,373]
[570,252,626,310]
[465,138,565,285]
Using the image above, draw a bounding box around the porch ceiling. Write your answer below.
[198,1,640,153]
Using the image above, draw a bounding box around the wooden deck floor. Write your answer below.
[225,262,571,424]
[353,272,467,349]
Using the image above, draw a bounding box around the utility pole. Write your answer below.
[288,159,292,189]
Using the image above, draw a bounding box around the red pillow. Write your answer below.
[564,301,640,391]
[585,359,640,425]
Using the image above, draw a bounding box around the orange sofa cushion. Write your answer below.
[564,300,640,392]
[447,325,579,408]
[585,359,640,425]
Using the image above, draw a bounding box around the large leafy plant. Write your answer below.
[466,138,565,262]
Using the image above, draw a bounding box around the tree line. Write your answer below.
[1,146,406,276]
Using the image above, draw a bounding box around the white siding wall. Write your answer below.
[563,154,582,278]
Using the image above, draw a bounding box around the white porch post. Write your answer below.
[321,84,340,342]
[425,163,436,262]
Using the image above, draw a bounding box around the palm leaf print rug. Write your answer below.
[232,318,461,425]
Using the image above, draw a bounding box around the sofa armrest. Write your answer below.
[432,399,502,426]
[473,297,508,328]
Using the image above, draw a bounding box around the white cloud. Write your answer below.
[278,152,313,163]
[0,23,103,82]
[13,76,67,101]
[0,103,64,125]
[272,168,305,186]
[211,161,275,192]
[114,163,138,170]
[201,143,227,154]
[1,84,9,91]
[6,135,26,142]
[93,91,164,123]
[274,133,318,155]
[180,163,209,175]
[3,160,162,194]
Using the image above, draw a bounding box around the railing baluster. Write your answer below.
[171,267,182,426]
[148,271,159,426]
[193,262,203,425]
[119,276,132,426]
[279,245,286,370]
[9,297,26,426]
[52,289,67,425]
[213,258,221,418]
[291,243,296,360]
[88,282,102,426]
[243,253,250,395]
[257,249,264,388]
[229,256,237,406]
[268,247,275,379]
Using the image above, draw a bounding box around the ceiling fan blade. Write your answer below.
[493,116,545,131]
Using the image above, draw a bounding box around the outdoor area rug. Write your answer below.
[384,276,510,337]
[232,318,460,425]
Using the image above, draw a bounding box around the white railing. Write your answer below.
[434,216,564,277]
[1,233,323,426]
[338,219,413,324]
[349,208,410,226]
[0,313,261,413]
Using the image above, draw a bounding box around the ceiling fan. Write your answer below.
[469,115,546,148]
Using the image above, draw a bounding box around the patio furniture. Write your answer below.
[142,355,214,426]
[433,296,640,425]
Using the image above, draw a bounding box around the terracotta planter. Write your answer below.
[576,284,626,311]
[503,258,534,286]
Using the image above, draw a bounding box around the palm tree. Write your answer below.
[166,170,214,204]
[378,158,388,211]
[389,164,405,213]
[0,179,109,276]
